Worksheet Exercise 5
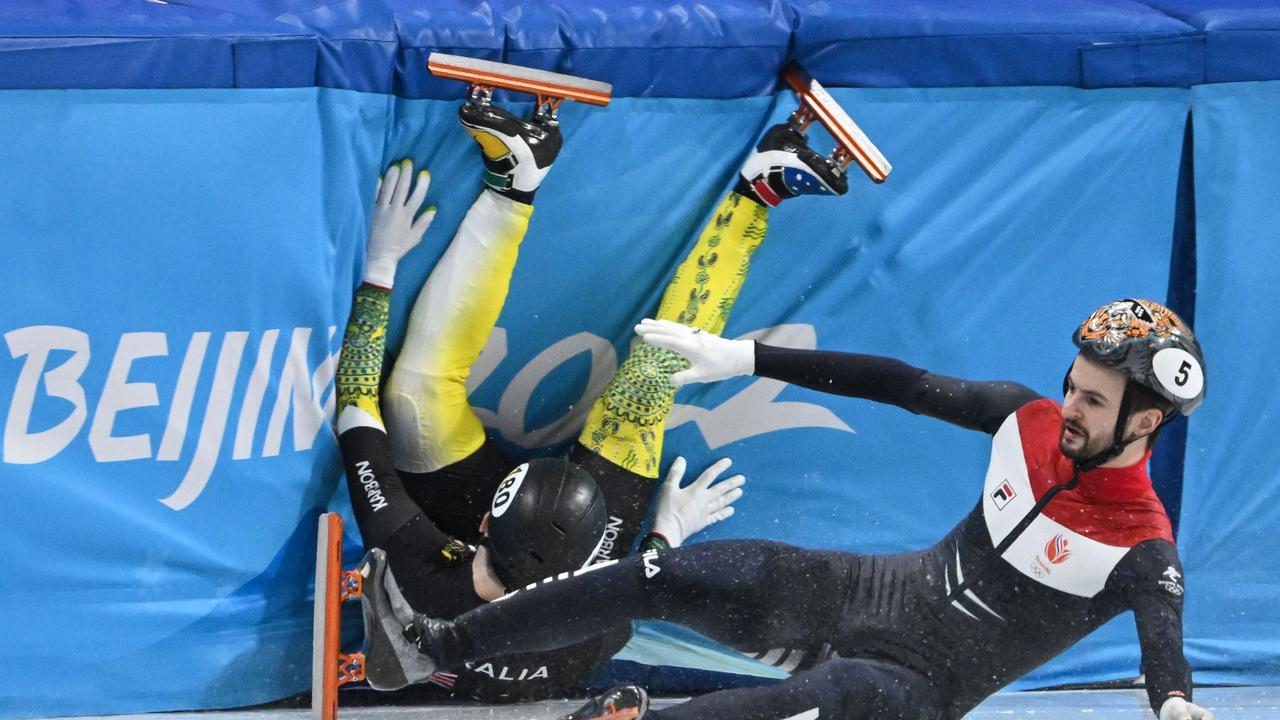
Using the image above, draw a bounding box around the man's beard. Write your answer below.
[1059,420,1104,460]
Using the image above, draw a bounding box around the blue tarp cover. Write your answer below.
[2,1,1280,95]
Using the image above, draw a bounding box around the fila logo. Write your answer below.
[642,550,661,579]
[1045,534,1072,564]
[991,480,1016,510]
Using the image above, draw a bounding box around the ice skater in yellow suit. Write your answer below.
[335,94,850,695]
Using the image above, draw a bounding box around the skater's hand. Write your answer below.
[650,457,745,548]
[635,319,754,387]
[365,159,437,288]
[1160,698,1215,720]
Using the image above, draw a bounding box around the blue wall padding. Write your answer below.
[1179,80,1280,686]
[6,1,1280,94]
[0,1,309,90]
[201,0,404,94]
[1148,115,1198,531]
[0,87,384,716]
[3,1,1280,717]
[1079,35,1207,88]
[792,0,1197,88]
[492,0,793,99]
[0,82,1201,716]
[1145,2,1280,82]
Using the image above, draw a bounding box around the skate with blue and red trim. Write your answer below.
[737,61,892,207]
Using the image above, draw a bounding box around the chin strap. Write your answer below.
[1073,381,1176,473]
[1074,382,1137,472]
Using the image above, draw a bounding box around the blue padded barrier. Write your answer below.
[0,87,386,716]
[5,1,1280,716]
[0,83,1195,715]
[0,1,313,90]
[4,1,1280,94]
[1179,80,1280,686]
[195,0,404,95]
[791,0,1200,88]
[1144,2,1280,83]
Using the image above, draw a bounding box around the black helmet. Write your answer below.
[1072,298,1205,416]
[485,457,607,590]
[1065,298,1206,471]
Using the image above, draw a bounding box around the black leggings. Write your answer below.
[655,657,942,720]
[448,540,944,720]
[458,541,844,657]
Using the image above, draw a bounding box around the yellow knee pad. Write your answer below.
[383,369,486,474]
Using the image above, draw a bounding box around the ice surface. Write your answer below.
[54,686,1278,720]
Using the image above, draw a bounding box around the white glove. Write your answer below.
[634,318,754,388]
[364,159,437,288]
[650,457,745,548]
[1159,697,1216,720]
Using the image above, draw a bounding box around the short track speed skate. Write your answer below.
[560,684,651,720]
[312,514,445,719]
[781,61,892,184]
[429,53,612,203]
[311,512,365,720]
[427,52,612,125]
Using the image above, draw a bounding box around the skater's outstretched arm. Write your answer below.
[641,456,745,552]
[755,344,1040,433]
[574,123,851,558]
[336,161,448,549]
[637,320,1040,435]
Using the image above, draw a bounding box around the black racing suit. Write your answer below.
[336,280,629,703]
[340,427,631,702]
[336,187,775,701]
[425,345,1193,719]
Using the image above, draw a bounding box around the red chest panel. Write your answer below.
[1015,399,1173,546]
[980,399,1172,597]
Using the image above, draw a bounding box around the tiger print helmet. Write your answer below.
[1072,298,1205,416]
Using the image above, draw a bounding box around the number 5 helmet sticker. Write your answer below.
[1073,298,1206,416]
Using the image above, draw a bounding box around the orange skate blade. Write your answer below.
[783,62,892,183]
[428,52,613,107]
[312,512,360,720]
